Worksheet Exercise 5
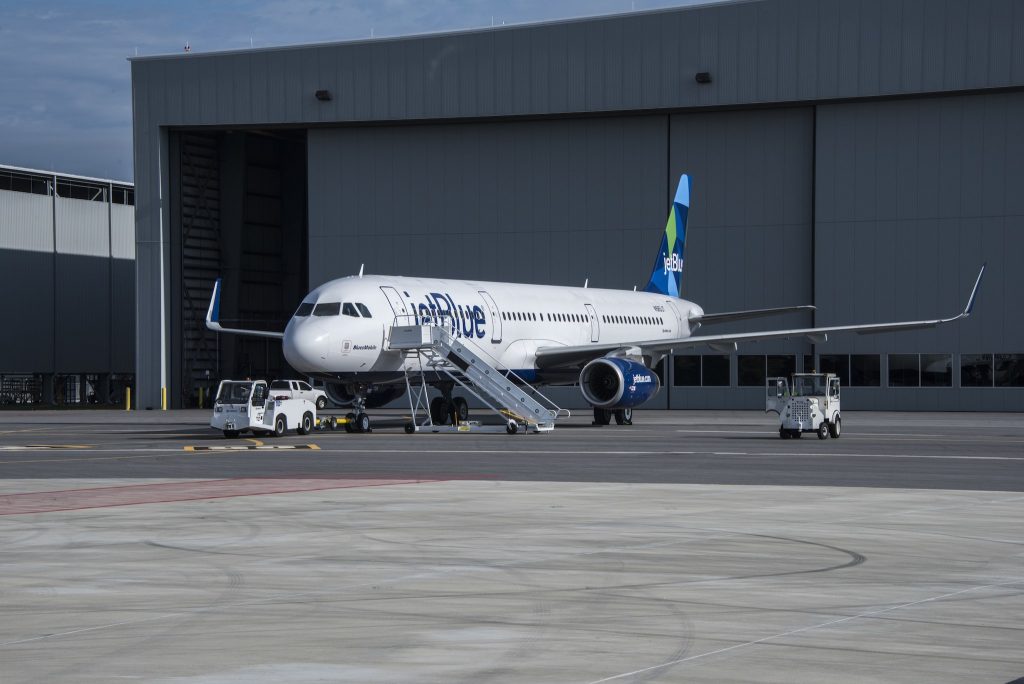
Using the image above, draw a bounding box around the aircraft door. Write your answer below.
[766,377,789,414]
[478,290,502,343]
[585,303,600,342]
[380,286,410,324]
[665,300,686,336]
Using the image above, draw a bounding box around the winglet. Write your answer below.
[206,278,223,330]
[963,264,985,316]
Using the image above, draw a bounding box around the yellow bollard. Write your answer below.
[198,386,204,409]
[161,386,167,411]
[125,387,131,411]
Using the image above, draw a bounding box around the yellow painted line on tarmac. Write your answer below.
[246,437,265,447]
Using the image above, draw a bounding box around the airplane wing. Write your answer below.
[691,304,815,326]
[205,278,285,339]
[535,265,985,371]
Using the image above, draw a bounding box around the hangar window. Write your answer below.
[313,302,341,316]
[702,355,730,386]
[962,354,993,387]
[921,354,952,387]
[888,354,920,387]
[738,356,766,386]
[996,354,1024,387]
[673,355,700,386]
[819,354,849,384]
[342,303,359,317]
[294,302,314,316]
[356,303,371,317]
[850,355,881,386]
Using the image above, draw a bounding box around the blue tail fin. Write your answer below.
[644,174,690,297]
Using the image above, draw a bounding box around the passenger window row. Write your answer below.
[501,311,592,322]
[603,315,663,325]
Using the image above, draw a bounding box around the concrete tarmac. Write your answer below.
[1,409,1022,682]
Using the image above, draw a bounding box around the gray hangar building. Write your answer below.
[129,0,1024,412]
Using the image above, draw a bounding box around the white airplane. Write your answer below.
[206,175,985,431]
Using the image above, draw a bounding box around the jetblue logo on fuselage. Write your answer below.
[410,292,486,339]
[663,252,683,275]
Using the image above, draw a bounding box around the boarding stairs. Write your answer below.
[387,318,569,433]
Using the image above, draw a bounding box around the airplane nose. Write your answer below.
[283,323,330,371]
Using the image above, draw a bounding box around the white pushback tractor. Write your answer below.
[211,380,317,438]
[766,373,841,440]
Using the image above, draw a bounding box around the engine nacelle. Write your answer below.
[579,357,661,409]
[324,383,405,408]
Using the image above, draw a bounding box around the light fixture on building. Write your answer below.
[315,89,332,102]
[694,71,712,84]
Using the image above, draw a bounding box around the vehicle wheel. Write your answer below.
[793,431,802,439]
[325,416,336,431]
[223,430,240,439]
[355,412,371,433]
[429,397,450,425]
[404,422,416,434]
[316,396,327,410]
[273,415,287,437]
[779,428,790,439]
[829,416,841,438]
[297,412,313,435]
[506,420,519,434]
[344,412,356,433]
[613,408,633,425]
[817,422,829,440]
[592,407,611,425]
[453,397,469,422]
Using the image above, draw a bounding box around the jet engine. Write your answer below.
[579,357,661,409]
[324,383,405,409]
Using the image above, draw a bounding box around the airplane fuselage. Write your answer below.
[283,275,703,385]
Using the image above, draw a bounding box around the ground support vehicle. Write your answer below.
[211,380,317,438]
[766,373,841,440]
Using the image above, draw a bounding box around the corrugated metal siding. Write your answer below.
[130,0,1024,129]
[0,190,53,253]
[110,205,135,260]
[815,91,1024,410]
[55,197,109,258]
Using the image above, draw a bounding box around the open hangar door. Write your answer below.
[168,129,308,408]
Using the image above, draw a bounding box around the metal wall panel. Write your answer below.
[815,91,1024,410]
[54,253,110,373]
[668,107,815,408]
[110,205,135,260]
[0,249,54,372]
[55,197,109,258]
[0,190,52,253]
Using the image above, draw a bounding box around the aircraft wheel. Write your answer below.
[453,397,469,422]
[817,422,830,440]
[614,408,632,425]
[429,397,450,425]
[506,420,519,435]
[779,428,790,439]
[592,407,611,426]
[223,430,240,439]
[316,396,327,410]
[404,422,416,434]
[297,412,313,435]
[273,415,287,437]
[793,431,802,439]
[355,413,371,433]
[829,416,841,438]
[344,412,356,433]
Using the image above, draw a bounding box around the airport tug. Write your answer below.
[211,380,317,438]
[766,373,841,440]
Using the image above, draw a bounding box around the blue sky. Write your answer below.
[0,1,715,182]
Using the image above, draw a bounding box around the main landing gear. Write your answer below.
[592,407,633,426]
[428,383,469,426]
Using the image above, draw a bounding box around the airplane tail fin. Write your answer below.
[644,174,690,297]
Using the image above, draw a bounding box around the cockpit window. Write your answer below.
[342,302,359,317]
[295,302,314,316]
[356,303,371,318]
[313,302,341,316]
